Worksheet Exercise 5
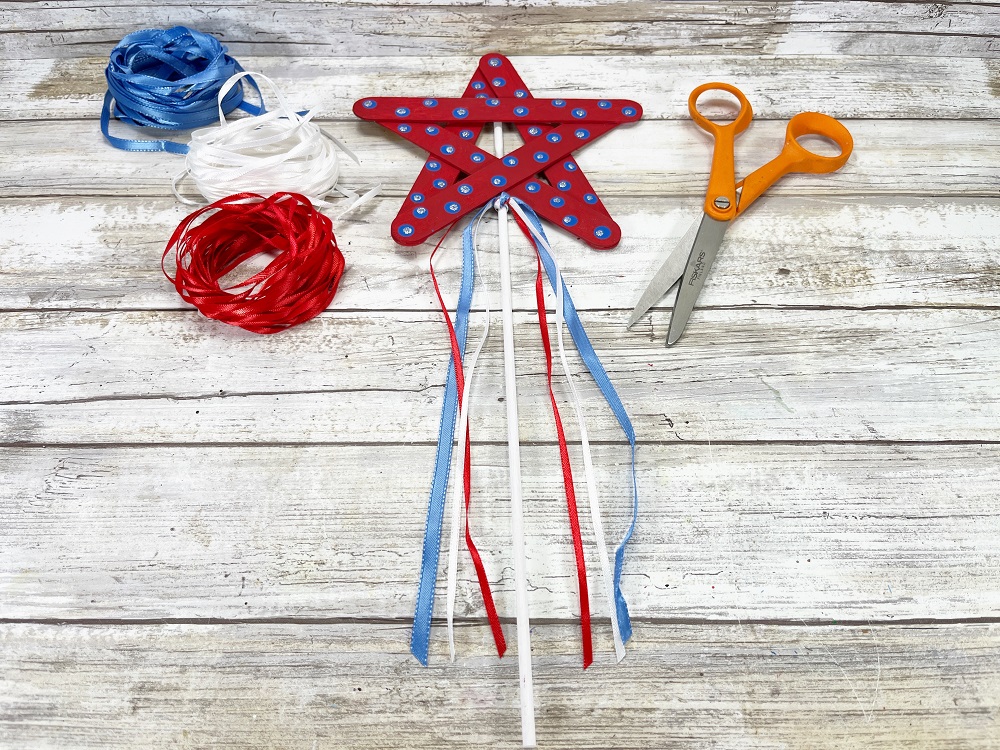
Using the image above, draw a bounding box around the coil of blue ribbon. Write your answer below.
[101,26,262,154]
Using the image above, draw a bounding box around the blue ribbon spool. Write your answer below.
[101,26,262,154]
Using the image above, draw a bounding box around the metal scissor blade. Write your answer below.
[626,218,701,329]
[666,214,730,346]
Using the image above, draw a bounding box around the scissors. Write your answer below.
[628,82,854,345]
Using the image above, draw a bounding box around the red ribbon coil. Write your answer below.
[162,192,344,334]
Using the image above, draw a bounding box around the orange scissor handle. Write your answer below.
[688,82,754,222]
[735,112,854,217]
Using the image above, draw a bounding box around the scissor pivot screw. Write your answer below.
[713,196,731,210]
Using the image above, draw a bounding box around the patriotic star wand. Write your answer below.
[355,54,642,747]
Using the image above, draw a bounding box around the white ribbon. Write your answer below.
[173,72,380,217]
[445,209,493,662]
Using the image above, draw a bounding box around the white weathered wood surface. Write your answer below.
[3,443,1000,622]
[2,2,999,747]
[2,622,999,749]
[4,622,998,749]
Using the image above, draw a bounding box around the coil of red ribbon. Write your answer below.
[162,192,345,334]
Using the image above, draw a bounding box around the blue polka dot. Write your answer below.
[442,144,455,155]
[594,225,610,239]
[410,193,425,203]
[514,106,529,117]
[486,99,500,107]
[458,184,473,195]
[470,152,485,163]
[534,151,549,163]
[562,215,578,227]
[426,160,441,172]
[574,128,590,139]
[453,108,469,119]
[424,98,438,107]
[425,125,439,135]
[550,196,565,207]
[491,175,507,187]
[552,99,566,107]
[572,108,587,118]
[557,180,571,191]
[527,126,542,136]
[503,156,519,167]
[362,99,376,109]
[395,107,410,117]
[622,106,637,117]
[598,100,611,109]
[459,129,475,140]
[433,179,447,189]
[397,124,411,133]
[488,57,502,67]
[413,207,429,218]
[564,161,577,172]
[546,133,562,143]
[472,81,486,90]
[475,93,487,99]
[525,182,541,193]
[583,193,597,204]
[445,202,462,214]
[515,89,528,98]
[399,224,415,237]
[492,77,506,87]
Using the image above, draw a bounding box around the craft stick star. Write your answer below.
[353,53,642,249]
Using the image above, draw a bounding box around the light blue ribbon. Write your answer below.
[410,206,486,666]
[510,196,639,644]
[101,26,262,154]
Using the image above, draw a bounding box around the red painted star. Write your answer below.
[354,53,642,249]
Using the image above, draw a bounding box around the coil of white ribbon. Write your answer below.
[173,72,380,216]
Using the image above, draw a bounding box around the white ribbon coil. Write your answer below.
[174,72,379,215]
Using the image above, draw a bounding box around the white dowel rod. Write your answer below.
[494,120,536,749]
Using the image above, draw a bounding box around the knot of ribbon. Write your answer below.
[101,26,262,154]
[161,192,344,334]
[173,72,380,213]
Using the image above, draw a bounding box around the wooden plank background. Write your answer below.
[1,1,998,747]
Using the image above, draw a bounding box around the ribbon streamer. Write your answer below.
[445,210,496,661]
[410,209,509,666]
[527,219,594,668]
[428,215,507,660]
[161,192,344,334]
[413,194,639,666]
[174,72,380,214]
[508,200,626,661]
[101,26,262,154]
[509,197,639,648]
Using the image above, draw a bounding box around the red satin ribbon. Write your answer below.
[162,192,344,334]
[513,210,593,669]
[428,227,507,658]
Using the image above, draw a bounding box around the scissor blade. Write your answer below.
[626,218,701,329]
[666,214,730,346]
